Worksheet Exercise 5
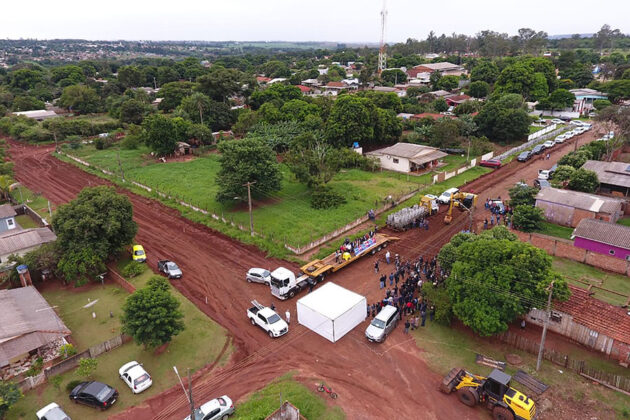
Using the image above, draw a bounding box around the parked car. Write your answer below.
[554,134,568,143]
[532,144,545,155]
[157,260,182,279]
[569,120,584,126]
[132,245,146,263]
[479,159,502,168]
[184,395,235,420]
[489,200,506,214]
[517,151,532,162]
[365,305,399,343]
[535,118,547,124]
[550,118,565,124]
[534,179,551,189]
[69,381,118,410]
[119,361,152,394]
[574,126,587,134]
[246,268,271,285]
[438,187,459,204]
[37,402,71,420]
[560,116,572,122]
[542,140,554,149]
[247,300,289,338]
[538,169,551,180]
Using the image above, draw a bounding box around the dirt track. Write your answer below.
[8,126,600,419]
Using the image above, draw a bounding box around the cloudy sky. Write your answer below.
[2,0,628,42]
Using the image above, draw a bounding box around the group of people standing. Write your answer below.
[369,253,442,335]
[483,198,513,230]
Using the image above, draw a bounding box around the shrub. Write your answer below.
[421,283,453,325]
[121,261,146,278]
[310,185,347,209]
[24,357,43,377]
[77,358,98,378]
[66,379,82,392]
[50,375,63,390]
[512,205,544,232]
[59,343,77,359]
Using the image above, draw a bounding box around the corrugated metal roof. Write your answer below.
[572,218,630,250]
[0,286,70,366]
[0,204,16,219]
[535,187,623,214]
[367,143,446,160]
[582,160,630,189]
[0,228,57,256]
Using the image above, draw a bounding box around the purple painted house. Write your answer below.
[572,218,630,260]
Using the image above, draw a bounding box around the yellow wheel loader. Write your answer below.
[440,368,536,420]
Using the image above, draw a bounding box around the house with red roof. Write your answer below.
[256,76,271,84]
[410,113,456,121]
[526,285,630,363]
[445,94,472,107]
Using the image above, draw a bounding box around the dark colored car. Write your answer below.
[69,381,118,410]
[534,179,551,189]
[517,151,532,162]
[532,144,545,155]
[479,159,502,168]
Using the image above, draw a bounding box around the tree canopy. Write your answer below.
[52,186,137,285]
[439,227,570,336]
[121,276,185,348]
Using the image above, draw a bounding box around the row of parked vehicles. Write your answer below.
[517,121,593,162]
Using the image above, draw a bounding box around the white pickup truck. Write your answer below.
[538,169,551,180]
[247,300,289,338]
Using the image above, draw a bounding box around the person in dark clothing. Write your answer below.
[429,305,435,322]
[374,260,379,273]
[404,319,410,334]
[421,309,427,327]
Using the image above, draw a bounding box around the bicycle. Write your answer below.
[317,383,338,399]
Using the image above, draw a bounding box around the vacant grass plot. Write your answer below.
[65,144,427,247]
[9,186,53,222]
[552,257,630,307]
[536,221,574,240]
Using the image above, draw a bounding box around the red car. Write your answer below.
[480,159,502,168]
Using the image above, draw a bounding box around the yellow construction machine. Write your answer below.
[440,368,536,420]
[443,192,477,224]
[420,194,439,215]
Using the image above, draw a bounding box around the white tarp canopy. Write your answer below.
[296,282,366,343]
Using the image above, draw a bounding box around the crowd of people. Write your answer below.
[335,228,379,263]
[483,198,513,229]
[369,253,444,333]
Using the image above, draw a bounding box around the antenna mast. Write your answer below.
[378,0,387,74]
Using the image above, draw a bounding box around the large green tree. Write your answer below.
[508,184,538,207]
[568,168,599,192]
[121,276,185,349]
[439,228,570,336]
[142,114,178,156]
[326,95,377,147]
[52,186,137,285]
[216,138,282,203]
[470,60,500,84]
[158,81,197,111]
[58,85,101,114]
[474,94,530,142]
[197,67,243,102]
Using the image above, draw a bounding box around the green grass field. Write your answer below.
[617,217,630,227]
[536,221,574,240]
[233,374,344,420]
[10,186,53,222]
[7,269,229,420]
[15,214,39,229]
[551,257,630,307]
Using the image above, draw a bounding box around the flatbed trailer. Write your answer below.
[301,233,398,279]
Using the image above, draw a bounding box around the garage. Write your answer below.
[296,282,366,343]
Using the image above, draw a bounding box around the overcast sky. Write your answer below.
[2,0,628,43]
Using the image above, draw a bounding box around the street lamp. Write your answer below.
[173,366,194,419]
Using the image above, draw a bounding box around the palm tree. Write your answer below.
[0,175,13,202]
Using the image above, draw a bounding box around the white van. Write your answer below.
[438,188,459,205]
[365,305,399,343]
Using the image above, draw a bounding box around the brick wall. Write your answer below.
[514,230,630,277]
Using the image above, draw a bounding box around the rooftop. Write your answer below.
[0,228,57,256]
[372,86,399,93]
[535,187,624,214]
[11,110,58,119]
[582,160,630,189]
[417,62,463,71]
[572,218,630,250]
[569,88,608,98]
[297,282,365,320]
[366,142,448,165]
[0,204,16,219]
[0,286,70,366]
[554,284,630,344]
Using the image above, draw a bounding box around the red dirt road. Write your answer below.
[10,141,479,420]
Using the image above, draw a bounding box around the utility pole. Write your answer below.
[243,181,256,236]
[536,281,554,371]
[117,150,125,182]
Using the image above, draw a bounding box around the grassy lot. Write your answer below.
[66,143,431,248]
[8,266,230,420]
[412,321,630,418]
[233,374,345,420]
[9,186,53,222]
[551,257,630,307]
[529,125,545,134]
[617,217,630,227]
[15,214,39,229]
[536,221,574,240]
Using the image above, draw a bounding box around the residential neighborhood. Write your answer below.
[0,2,630,420]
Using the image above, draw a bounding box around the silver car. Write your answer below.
[185,395,234,420]
[246,268,271,285]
